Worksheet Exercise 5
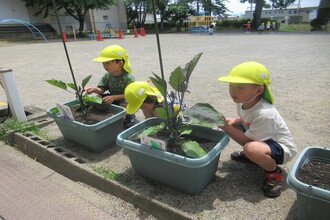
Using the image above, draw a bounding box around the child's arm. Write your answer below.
[102,94,125,104]
[219,118,253,146]
[86,87,105,95]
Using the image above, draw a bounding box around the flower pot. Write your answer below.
[116,117,229,195]
[47,100,126,153]
[287,146,330,220]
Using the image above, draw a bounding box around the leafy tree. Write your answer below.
[21,0,118,36]
[240,0,294,28]
[125,0,152,27]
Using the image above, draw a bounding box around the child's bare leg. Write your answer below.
[243,141,277,171]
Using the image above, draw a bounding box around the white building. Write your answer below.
[244,5,318,24]
[0,0,128,34]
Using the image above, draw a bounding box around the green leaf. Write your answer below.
[139,122,165,137]
[45,79,67,90]
[150,73,167,98]
[67,83,77,91]
[169,66,185,91]
[82,75,92,88]
[181,141,206,158]
[155,107,168,119]
[82,94,102,104]
[183,53,203,82]
[180,127,192,135]
[184,103,225,127]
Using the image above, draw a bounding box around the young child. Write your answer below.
[86,45,136,128]
[244,21,251,34]
[124,81,164,118]
[217,61,297,198]
[258,23,265,34]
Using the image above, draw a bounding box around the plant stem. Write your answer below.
[51,0,86,117]
[151,0,172,134]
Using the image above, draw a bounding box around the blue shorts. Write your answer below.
[264,139,284,165]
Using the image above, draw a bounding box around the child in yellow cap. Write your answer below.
[124,81,164,118]
[218,61,297,198]
[86,45,135,128]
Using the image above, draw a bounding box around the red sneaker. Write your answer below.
[262,168,284,198]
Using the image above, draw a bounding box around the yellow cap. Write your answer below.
[125,81,164,114]
[218,61,274,104]
[93,45,132,74]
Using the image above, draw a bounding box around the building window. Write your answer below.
[103,16,109,21]
[294,10,297,14]
[289,11,292,14]
[306,10,309,14]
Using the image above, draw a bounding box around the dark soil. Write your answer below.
[296,161,330,191]
[70,106,114,125]
[129,130,217,157]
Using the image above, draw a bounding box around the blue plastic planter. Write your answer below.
[47,100,126,152]
[116,117,229,195]
[287,146,330,220]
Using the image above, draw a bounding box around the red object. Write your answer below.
[61,31,68,42]
[143,28,146,36]
[118,29,124,39]
[140,28,144,36]
[97,30,103,41]
[134,26,139,38]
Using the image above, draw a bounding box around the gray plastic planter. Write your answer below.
[287,146,330,220]
[116,117,229,195]
[47,100,126,152]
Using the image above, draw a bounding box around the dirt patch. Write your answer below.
[70,106,114,125]
[296,161,330,191]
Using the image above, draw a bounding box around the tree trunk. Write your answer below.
[78,17,85,37]
[253,0,265,29]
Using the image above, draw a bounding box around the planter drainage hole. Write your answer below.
[54,148,64,153]
[63,153,75,158]
[75,158,86,164]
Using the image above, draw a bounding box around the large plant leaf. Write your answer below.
[82,75,92,88]
[139,122,165,137]
[155,107,167,119]
[45,79,67,90]
[150,73,167,97]
[169,66,185,92]
[67,83,77,91]
[183,53,203,82]
[184,103,225,127]
[82,94,102,104]
[181,141,206,158]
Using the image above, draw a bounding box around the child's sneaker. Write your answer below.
[262,167,284,198]
[231,151,254,164]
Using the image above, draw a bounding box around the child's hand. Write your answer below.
[85,87,94,94]
[102,95,115,104]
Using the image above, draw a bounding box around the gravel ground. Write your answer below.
[1,31,329,219]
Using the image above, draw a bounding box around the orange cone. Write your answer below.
[97,30,103,41]
[61,31,68,42]
[118,29,124,39]
[134,26,139,38]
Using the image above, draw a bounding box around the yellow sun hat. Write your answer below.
[93,45,132,74]
[218,61,274,104]
[125,81,164,114]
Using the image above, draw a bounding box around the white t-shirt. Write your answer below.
[237,98,297,163]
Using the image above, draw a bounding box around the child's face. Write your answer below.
[102,60,123,76]
[229,83,263,104]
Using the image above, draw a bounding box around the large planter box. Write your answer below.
[47,100,126,152]
[116,117,229,195]
[287,146,330,220]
